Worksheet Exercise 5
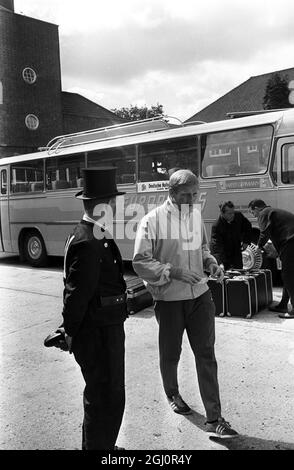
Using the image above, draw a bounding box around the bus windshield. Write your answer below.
[201,124,273,178]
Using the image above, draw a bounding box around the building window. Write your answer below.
[0,81,3,104]
[209,147,232,157]
[22,68,37,84]
[247,145,258,153]
[25,114,39,130]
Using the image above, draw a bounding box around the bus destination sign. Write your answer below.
[218,178,271,191]
[137,181,169,193]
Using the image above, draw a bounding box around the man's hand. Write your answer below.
[170,267,202,285]
[209,263,224,283]
[263,241,278,258]
[54,328,72,353]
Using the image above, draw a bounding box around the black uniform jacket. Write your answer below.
[62,220,127,337]
[210,211,252,268]
[257,206,294,255]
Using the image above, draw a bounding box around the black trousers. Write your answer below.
[72,322,125,450]
[154,290,221,422]
[280,239,294,312]
[224,252,243,270]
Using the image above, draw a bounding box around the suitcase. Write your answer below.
[125,275,153,314]
[208,277,227,317]
[225,275,258,318]
[249,271,268,310]
[227,268,271,310]
[250,269,273,306]
[208,270,248,317]
[263,268,273,304]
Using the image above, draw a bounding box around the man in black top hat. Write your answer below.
[61,167,128,450]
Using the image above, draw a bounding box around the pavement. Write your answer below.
[1,254,294,451]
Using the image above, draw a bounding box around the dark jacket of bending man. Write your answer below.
[248,199,294,319]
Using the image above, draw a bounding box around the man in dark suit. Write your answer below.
[210,201,252,270]
[62,167,128,450]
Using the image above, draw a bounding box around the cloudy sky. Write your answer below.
[14,0,294,121]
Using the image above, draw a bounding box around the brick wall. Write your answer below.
[0,10,63,157]
[0,0,14,11]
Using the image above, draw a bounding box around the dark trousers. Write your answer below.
[279,287,290,307]
[72,323,125,450]
[154,290,221,422]
[280,239,294,311]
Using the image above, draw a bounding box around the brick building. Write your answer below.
[0,0,124,158]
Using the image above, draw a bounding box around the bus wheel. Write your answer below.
[24,231,48,267]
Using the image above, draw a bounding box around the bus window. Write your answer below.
[201,125,273,178]
[10,160,44,193]
[138,136,198,182]
[46,153,85,190]
[88,145,136,184]
[1,169,7,194]
[281,144,294,184]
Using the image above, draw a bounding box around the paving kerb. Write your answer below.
[0,261,294,450]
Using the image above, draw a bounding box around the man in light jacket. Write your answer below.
[133,169,238,439]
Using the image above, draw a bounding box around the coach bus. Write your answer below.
[0,109,294,268]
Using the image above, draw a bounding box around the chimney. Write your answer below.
[0,0,14,12]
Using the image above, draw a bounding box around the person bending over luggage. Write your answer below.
[60,168,128,450]
[133,169,238,439]
[210,201,253,270]
[248,199,294,319]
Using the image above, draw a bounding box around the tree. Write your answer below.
[111,103,164,121]
[262,73,293,110]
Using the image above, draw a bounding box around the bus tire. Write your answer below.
[23,230,48,267]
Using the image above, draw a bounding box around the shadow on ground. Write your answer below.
[184,410,294,450]
[0,254,64,271]
[209,435,294,450]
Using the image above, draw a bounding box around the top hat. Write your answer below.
[75,167,125,200]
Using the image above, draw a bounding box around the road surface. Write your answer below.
[0,254,294,451]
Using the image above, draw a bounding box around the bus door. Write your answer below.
[274,136,294,213]
[0,166,12,252]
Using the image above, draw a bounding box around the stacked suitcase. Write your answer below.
[208,268,273,318]
[226,274,258,318]
[251,269,273,305]
[208,276,228,317]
